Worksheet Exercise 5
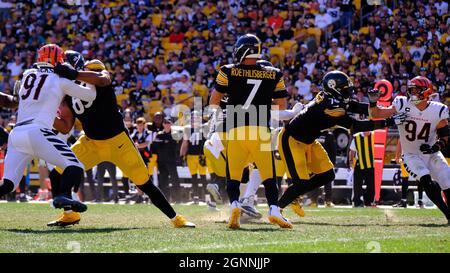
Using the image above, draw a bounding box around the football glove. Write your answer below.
[419,140,445,154]
[54,63,79,81]
[367,88,380,107]
[385,112,408,127]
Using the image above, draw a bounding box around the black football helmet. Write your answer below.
[321,70,354,103]
[65,50,85,71]
[233,34,262,63]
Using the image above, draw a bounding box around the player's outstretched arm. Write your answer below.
[59,77,97,102]
[367,88,397,119]
[209,89,225,107]
[54,63,111,87]
[76,70,111,87]
[0,92,18,108]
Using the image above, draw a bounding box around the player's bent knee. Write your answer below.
[129,172,150,186]
[0,179,15,195]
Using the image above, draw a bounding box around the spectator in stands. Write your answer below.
[278,20,294,41]
[294,70,313,102]
[6,55,23,78]
[137,65,155,89]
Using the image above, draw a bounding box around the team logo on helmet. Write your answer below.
[327,79,336,90]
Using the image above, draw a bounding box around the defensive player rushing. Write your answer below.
[209,34,294,229]
[46,51,195,228]
[0,44,96,213]
[368,76,450,224]
[276,70,402,212]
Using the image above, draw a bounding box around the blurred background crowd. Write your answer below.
[0,0,448,206]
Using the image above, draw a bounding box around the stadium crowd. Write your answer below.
[0,0,449,204]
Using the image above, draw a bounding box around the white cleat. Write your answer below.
[268,205,293,229]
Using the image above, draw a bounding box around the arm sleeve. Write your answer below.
[352,119,387,133]
[214,66,229,94]
[272,75,288,99]
[59,78,96,102]
[347,100,369,115]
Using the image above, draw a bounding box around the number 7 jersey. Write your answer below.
[393,96,449,154]
[214,63,288,128]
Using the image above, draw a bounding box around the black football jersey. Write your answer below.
[67,83,126,140]
[286,92,368,144]
[215,63,288,128]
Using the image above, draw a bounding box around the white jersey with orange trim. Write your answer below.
[393,96,449,155]
[16,64,96,129]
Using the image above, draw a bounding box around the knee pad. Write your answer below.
[0,179,15,195]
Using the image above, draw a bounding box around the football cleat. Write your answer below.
[290,197,305,217]
[309,202,318,208]
[47,212,80,227]
[53,196,87,212]
[268,205,293,229]
[325,201,335,208]
[207,201,220,212]
[171,215,196,228]
[228,201,241,229]
[240,196,262,219]
[206,183,223,204]
[417,200,424,209]
[393,200,407,208]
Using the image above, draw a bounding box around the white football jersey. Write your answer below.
[393,96,449,154]
[16,64,96,129]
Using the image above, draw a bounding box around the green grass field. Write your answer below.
[0,202,449,253]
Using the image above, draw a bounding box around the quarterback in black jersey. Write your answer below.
[209,34,292,229]
[48,53,195,228]
[277,70,398,210]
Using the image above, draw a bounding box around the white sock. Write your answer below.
[170,214,178,221]
[243,169,262,199]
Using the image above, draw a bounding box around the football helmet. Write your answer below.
[233,34,262,63]
[84,59,106,71]
[37,44,64,66]
[407,76,433,105]
[322,70,354,103]
[256,59,273,67]
[65,50,85,71]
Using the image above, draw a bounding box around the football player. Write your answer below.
[209,34,292,229]
[277,70,401,212]
[47,51,195,228]
[369,76,450,224]
[0,44,96,213]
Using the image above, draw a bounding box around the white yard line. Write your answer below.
[149,233,444,253]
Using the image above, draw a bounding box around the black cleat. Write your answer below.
[53,196,87,213]
[393,200,407,208]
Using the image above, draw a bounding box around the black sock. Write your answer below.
[418,182,424,200]
[262,178,279,206]
[401,177,408,200]
[137,178,176,219]
[122,177,130,195]
[444,189,450,206]
[226,180,240,204]
[420,175,450,219]
[59,166,83,199]
[0,179,14,196]
[49,169,62,197]
[279,169,335,208]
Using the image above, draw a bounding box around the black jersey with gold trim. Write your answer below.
[215,63,288,128]
[67,84,126,140]
[286,92,369,144]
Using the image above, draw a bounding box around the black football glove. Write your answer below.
[54,63,79,81]
[419,142,442,154]
[367,88,380,107]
